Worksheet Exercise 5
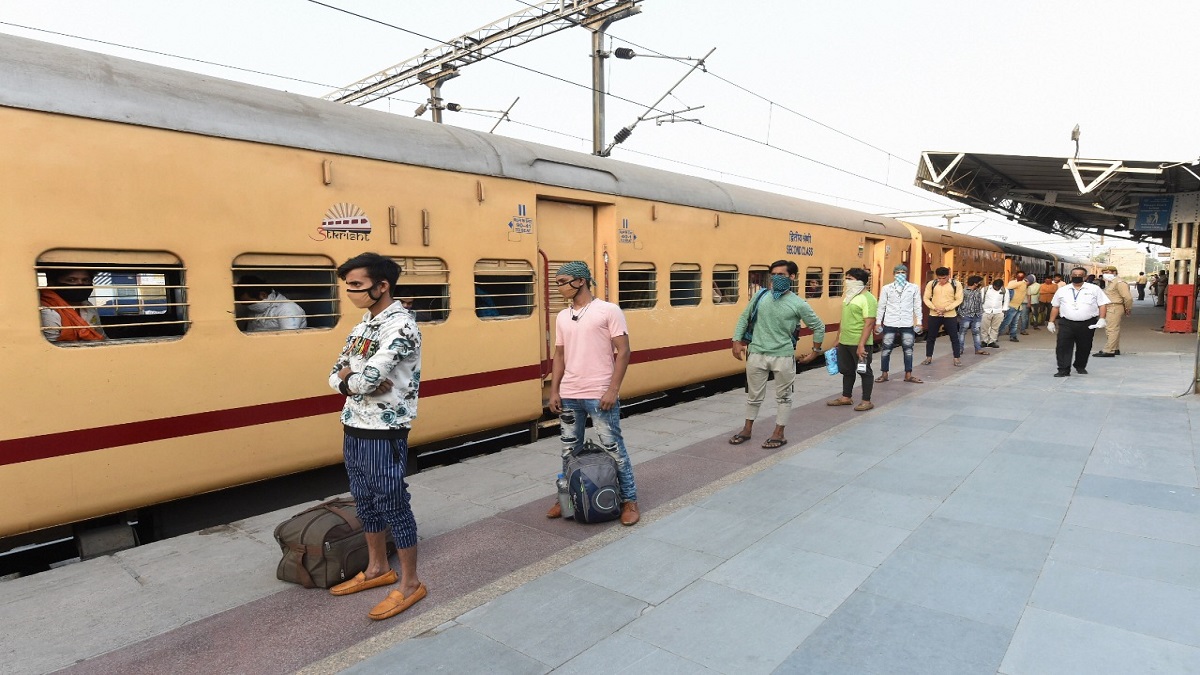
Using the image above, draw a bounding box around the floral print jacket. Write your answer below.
[328,303,421,430]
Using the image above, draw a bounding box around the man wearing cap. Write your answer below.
[546,261,640,526]
[873,263,924,383]
[1094,265,1133,357]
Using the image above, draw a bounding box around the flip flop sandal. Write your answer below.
[904,376,924,383]
[954,359,963,367]
[874,374,889,383]
[920,358,933,365]
[761,438,787,449]
[728,434,751,445]
[826,398,854,406]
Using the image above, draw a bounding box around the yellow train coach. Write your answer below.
[0,35,1055,543]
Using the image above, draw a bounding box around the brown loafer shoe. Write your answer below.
[547,500,562,519]
[620,501,640,526]
[368,583,427,621]
[329,569,397,596]
[853,401,874,412]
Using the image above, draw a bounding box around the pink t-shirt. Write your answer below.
[554,299,628,399]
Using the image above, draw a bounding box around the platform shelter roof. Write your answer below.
[915,151,1200,244]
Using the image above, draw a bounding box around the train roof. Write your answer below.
[0,33,909,239]
[900,222,1004,252]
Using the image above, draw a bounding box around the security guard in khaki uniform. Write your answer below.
[1094,264,1133,357]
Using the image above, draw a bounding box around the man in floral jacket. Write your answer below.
[326,252,425,621]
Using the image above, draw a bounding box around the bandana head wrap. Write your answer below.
[556,261,593,286]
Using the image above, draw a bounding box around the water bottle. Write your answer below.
[556,473,575,519]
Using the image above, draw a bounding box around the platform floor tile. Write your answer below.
[457,571,645,668]
[638,505,784,560]
[999,608,1200,675]
[555,632,717,674]
[860,548,1038,630]
[343,624,548,675]
[768,511,911,567]
[776,591,1010,675]
[1030,559,1200,649]
[703,537,875,617]
[560,535,724,605]
[623,579,823,674]
[1050,524,1200,590]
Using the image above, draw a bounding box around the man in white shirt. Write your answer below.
[1047,267,1110,377]
[873,263,923,383]
[980,278,1008,348]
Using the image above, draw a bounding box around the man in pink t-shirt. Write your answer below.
[546,261,640,526]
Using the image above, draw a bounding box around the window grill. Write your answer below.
[713,264,739,304]
[618,262,657,309]
[37,250,189,345]
[669,263,702,307]
[474,259,535,319]
[232,254,338,332]
[829,267,845,297]
[391,257,450,323]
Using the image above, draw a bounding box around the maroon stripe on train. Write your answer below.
[0,329,839,467]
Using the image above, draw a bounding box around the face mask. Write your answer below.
[1102,273,1116,281]
[1071,276,1085,285]
[56,286,92,304]
[347,282,383,302]
[770,274,791,298]
[844,279,865,295]
[893,273,907,285]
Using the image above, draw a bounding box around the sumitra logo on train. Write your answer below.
[787,230,814,256]
[509,203,533,234]
[311,203,372,241]
[618,218,637,244]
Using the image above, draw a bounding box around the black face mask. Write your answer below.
[56,286,92,304]
[1070,276,1085,285]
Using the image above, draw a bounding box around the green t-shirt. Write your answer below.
[839,292,877,346]
[732,291,826,357]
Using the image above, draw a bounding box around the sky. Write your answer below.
[2,0,1195,259]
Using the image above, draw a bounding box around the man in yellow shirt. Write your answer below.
[921,267,964,367]
[998,271,1028,342]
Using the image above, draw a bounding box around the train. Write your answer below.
[0,33,1091,544]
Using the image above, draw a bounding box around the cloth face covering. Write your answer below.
[843,279,865,304]
[770,274,791,299]
[893,273,907,287]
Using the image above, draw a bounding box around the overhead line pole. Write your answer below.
[324,0,642,110]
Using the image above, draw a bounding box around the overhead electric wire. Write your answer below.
[307,0,956,210]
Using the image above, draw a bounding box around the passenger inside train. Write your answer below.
[39,267,106,342]
[234,275,309,332]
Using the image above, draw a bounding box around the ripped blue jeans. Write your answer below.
[559,399,637,503]
[879,326,916,374]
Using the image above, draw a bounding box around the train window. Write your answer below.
[828,267,845,297]
[669,263,702,307]
[748,265,769,296]
[474,259,535,319]
[36,249,189,345]
[231,254,338,332]
[618,262,657,309]
[713,264,739,304]
[805,267,823,299]
[391,256,450,323]
[902,249,909,264]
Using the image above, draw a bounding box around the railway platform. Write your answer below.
[4,296,1199,674]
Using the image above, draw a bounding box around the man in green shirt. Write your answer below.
[730,260,826,449]
[827,267,877,412]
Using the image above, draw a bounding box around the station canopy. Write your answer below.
[915,151,1200,244]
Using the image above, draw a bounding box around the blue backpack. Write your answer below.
[566,440,622,524]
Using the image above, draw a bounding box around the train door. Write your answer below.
[863,234,885,295]
[536,200,595,405]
